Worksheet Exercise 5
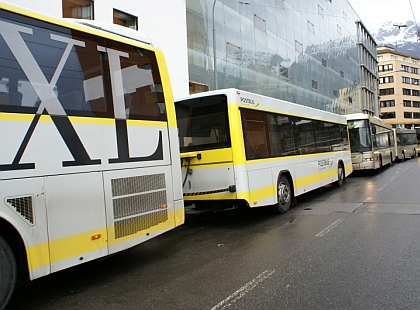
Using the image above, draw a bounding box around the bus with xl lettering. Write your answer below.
[175,89,352,214]
[0,3,183,308]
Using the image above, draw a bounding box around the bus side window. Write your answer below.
[243,122,268,159]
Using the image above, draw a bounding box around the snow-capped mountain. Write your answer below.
[368,20,420,57]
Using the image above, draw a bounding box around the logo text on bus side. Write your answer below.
[0,21,163,172]
[240,97,259,106]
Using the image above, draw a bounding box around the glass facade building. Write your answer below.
[186,0,378,115]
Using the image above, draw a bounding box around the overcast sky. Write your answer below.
[348,0,420,30]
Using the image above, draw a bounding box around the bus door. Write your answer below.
[45,172,108,273]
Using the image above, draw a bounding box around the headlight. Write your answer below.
[362,158,374,162]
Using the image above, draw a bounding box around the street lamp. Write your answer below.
[212,0,249,90]
[212,0,218,90]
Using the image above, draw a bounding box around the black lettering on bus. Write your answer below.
[109,119,163,164]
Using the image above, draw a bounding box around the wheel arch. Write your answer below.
[338,159,345,176]
[0,217,29,281]
[277,170,296,204]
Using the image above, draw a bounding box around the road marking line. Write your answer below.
[377,183,388,192]
[211,269,275,310]
[315,218,344,237]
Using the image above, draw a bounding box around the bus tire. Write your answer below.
[0,235,16,310]
[334,163,345,187]
[377,156,383,172]
[272,175,292,214]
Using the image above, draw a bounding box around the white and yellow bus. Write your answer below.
[176,89,352,214]
[346,113,395,170]
[394,128,417,161]
[0,3,184,307]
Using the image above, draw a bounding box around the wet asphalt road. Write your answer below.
[8,157,420,309]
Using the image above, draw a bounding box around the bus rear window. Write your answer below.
[175,94,231,152]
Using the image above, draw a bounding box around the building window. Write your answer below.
[414,112,420,119]
[403,88,412,95]
[382,112,396,119]
[333,89,339,97]
[113,9,138,30]
[413,89,420,96]
[308,21,315,33]
[380,100,395,107]
[412,68,419,74]
[413,101,420,107]
[404,100,412,107]
[340,70,344,78]
[348,97,353,104]
[379,88,394,96]
[404,112,413,118]
[295,40,303,53]
[254,14,266,31]
[189,82,209,94]
[378,64,393,72]
[380,76,394,84]
[62,0,93,19]
[312,80,318,90]
[402,65,410,72]
[226,42,242,63]
[402,77,411,84]
[412,78,419,85]
[318,5,324,17]
[322,58,327,68]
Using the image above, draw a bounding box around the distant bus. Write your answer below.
[394,128,417,161]
[0,3,183,308]
[346,113,394,170]
[175,89,352,214]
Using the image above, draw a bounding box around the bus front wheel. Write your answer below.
[272,175,292,214]
[334,163,345,187]
[0,235,16,310]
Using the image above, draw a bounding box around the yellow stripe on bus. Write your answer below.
[0,113,171,127]
[26,208,184,272]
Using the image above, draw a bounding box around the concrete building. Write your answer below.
[6,0,377,114]
[377,46,420,128]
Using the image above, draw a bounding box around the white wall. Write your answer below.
[7,0,189,99]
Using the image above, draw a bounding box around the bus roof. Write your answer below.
[176,88,347,124]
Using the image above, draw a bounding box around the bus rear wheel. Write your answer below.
[272,175,292,214]
[0,235,16,310]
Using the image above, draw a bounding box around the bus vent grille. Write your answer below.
[111,174,165,197]
[111,173,168,238]
[113,190,167,219]
[114,210,168,239]
[6,196,34,224]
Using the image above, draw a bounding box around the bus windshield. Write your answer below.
[175,94,231,152]
[348,119,372,152]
